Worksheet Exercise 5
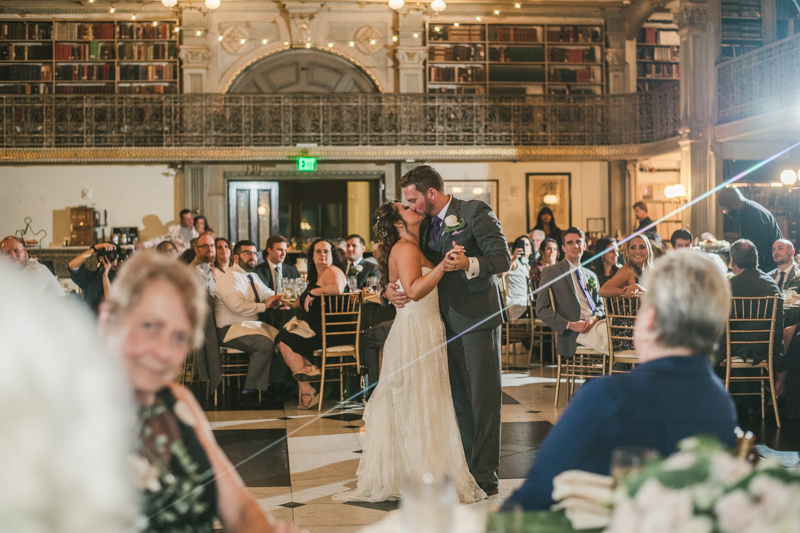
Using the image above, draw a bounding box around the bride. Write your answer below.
[333,201,486,503]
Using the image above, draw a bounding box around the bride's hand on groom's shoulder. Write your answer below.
[385,282,410,308]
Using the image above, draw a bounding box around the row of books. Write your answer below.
[118,43,176,60]
[0,22,52,41]
[429,45,484,62]
[721,0,762,18]
[488,26,540,43]
[489,65,545,82]
[55,64,114,81]
[637,46,679,61]
[55,42,115,61]
[637,80,677,92]
[637,63,680,78]
[427,86,485,94]
[56,84,116,94]
[119,64,177,81]
[0,43,53,61]
[0,64,51,81]
[545,27,602,44]
[721,20,763,39]
[489,46,545,63]
[549,86,601,95]
[428,65,486,83]
[116,22,177,41]
[637,28,680,45]
[54,22,115,41]
[0,82,50,94]
[549,66,596,83]
[429,26,485,43]
[549,47,597,63]
[118,84,178,94]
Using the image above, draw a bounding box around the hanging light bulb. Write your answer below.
[780,169,798,185]
[388,0,405,9]
[161,0,178,7]
[431,0,446,12]
[205,0,221,10]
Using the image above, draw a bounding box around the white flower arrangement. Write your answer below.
[605,437,800,533]
[355,264,364,273]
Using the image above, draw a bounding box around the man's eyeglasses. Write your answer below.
[239,250,258,257]
[196,244,212,249]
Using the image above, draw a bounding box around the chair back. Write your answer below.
[604,296,641,356]
[726,296,778,366]
[320,292,363,349]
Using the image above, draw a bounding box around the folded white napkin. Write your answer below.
[550,470,613,530]
[223,321,280,343]
[284,316,316,338]
[363,292,383,305]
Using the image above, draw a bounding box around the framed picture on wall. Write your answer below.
[444,180,499,214]
[526,173,571,231]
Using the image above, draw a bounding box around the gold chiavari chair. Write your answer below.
[722,296,780,428]
[604,296,641,373]
[499,275,534,371]
[531,285,555,366]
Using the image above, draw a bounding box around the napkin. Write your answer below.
[363,291,383,305]
[550,470,613,530]
[223,321,280,343]
[283,316,316,338]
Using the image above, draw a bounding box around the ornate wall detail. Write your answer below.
[395,48,427,68]
[179,46,211,68]
[283,2,322,44]
[605,49,626,69]
[673,4,708,30]
[354,26,384,55]
[220,25,252,55]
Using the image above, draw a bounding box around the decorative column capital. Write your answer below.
[674,2,708,31]
[605,48,627,70]
[179,46,210,67]
[395,47,427,69]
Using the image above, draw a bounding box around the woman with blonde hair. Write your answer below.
[598,234,654,298]
[99,252,299,533]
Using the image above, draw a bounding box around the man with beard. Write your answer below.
[190,234,217,297]
[214,240,286,408]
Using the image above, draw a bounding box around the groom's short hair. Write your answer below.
[563,227,585,242]
[400,165,445,194]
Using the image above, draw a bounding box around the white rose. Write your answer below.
[444,215,459,227]
[355,264,363,272]
[715,490,758,533]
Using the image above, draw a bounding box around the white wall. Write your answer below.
[1,165,178,248]
[428,161,610,241]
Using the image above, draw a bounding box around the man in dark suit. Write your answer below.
[254,235,299,293]
[718,187,783,272]
[387,165,511,495]
[767,239,799,292]
[344,234,381,288]
[536,227,606,358]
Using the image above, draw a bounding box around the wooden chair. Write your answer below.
[499,275,534,371]
[312,292,363,411]
[604,297,641,373]
[216,347,251,406]
[531,287,555,366]
[548,288,606,407]
[722,296,780,428]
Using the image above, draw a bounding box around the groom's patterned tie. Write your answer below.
[575,269,596,313]
[431,216,443,245]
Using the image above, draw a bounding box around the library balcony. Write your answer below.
[0,87,679,163]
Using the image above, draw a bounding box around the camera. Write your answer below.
[96,245,119,263]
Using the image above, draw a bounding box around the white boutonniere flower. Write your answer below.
[355,264,363,273]
[442,215,466,234]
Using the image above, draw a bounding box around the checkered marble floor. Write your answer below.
[203,362,568,532]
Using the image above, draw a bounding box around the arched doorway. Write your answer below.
[227,49,380,94]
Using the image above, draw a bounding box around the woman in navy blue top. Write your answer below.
[504,250,738,511]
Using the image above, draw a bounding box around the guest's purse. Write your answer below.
[284,316,316,338]
[223,321,280,342]
[550,470,613,530]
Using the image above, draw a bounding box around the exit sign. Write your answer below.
[297,157,317,172]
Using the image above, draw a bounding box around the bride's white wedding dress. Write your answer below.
[333,268,485,503]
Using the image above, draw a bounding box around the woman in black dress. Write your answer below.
[274,238,347,409]
[100,252,298,533]
[530,207,562,249]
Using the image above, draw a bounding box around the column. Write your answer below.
[605,13,629,95]
[179,9,210,93]
[395,12,426,93]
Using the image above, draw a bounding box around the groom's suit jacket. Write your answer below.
[420,196,511,335]
[535,258,604,358]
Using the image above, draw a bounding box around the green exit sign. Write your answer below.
[297,157,317,172]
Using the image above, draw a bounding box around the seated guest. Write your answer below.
[1,236,64,297]
[528,229,546,264]
[214,237,232,278]
[598,235,654,298]
[140,209,199,254]
[504,251,738,511]
[504,235,533,320]
[194,215,213,237]
[589,237,620,288]
[99,252,299,533]
[529,237,558,290]
[68,242,120,313]
[190,234,217,297]
[769,239,798,292]
[155,240,179,258]
[344,234,381,288]
[536,227,607,356]
[670,228,693,249]
[275,238,347,409]
[215,240,286,409]
[254,235,299,292]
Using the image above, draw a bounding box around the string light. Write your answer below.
[328,42,333,47]
[109,7,115,13]
[131,15,136,20]
[370,39,376,45]
[305,42,311,48]
[413,32,419,38]
[284,41,290,45]
[349,41,355,47]
[196,30,202,36]
[475,16,481,21]
[218,35,224,41]
[514,2,521,7]
[392,35,398,42]
[262,39,268,44]
[239,38,246,44]
[453,22,459,27]
[494,9,500,14]
[434,26,440,32]
[173,27,180,33]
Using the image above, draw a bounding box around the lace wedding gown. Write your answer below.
[334,268,485,503]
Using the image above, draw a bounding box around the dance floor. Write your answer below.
[195,363,799,532]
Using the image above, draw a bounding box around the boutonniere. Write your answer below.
[442,214,466,235]
[355,264,363,273]
[586,277,597,291]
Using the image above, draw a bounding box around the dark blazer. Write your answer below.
[420,196,511,334]
[503,356,737,511]
[536,258,605,358]
[736,199,783,272]
[768,263,800,292]
[725,268,784,366]
[254,261,300,292]
[345,258,381,289]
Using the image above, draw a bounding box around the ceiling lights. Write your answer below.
[388,0,405,9]
[431,0,447,12]
[161,0,178,7]
[205,0,221,9]
[780,169,798,185]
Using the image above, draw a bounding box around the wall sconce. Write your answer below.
[664,184,686,199]
[543,194,559,205]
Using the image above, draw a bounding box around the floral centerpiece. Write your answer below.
[605,436,800,533]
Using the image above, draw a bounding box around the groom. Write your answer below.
[387,165,511,495]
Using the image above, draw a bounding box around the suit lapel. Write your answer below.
[439,196,462,254]
[560,260,580,307]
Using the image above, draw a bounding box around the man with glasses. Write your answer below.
[190,234,217,296]
[214,240,286,408]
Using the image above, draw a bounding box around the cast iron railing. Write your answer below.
[0,87,679,149]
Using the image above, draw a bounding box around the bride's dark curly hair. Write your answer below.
[372,201,406,290]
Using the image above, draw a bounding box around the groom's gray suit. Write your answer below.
[420,196,510,490]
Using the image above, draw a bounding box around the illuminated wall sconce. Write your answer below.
[543,194,559,205]
[451,186,463,193]
[472,187,484,195]
[664,184,686,199]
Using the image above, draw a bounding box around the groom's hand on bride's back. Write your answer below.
[384,282,411,308]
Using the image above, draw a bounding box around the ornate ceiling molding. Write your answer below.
[674,3,708,31]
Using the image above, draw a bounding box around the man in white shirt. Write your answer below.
[254,235,299,292]
[1,236,64,297]
[140,209,199,254]
[344,234,381,288]
[214,239,285,408]
[189,234,216,297]
[768,239,799,292]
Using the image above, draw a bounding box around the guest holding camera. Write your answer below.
[69,242,121,313]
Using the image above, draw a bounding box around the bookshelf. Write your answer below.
[776,0,800,41]
[721,0,763,60]
[0,19,179,95]
[426,22,604,95]
[635,14,680,92]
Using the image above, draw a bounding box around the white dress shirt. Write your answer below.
[214,264,275,329]
[774,263,796,290]
[435,197,480,280]
[190,257,216,297]
[23,259,64,297]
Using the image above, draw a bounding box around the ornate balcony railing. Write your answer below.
[717,32,800,124]
[0,88,679,151]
